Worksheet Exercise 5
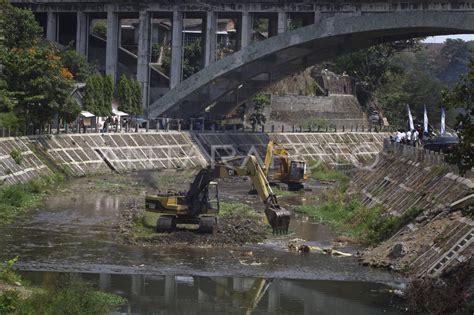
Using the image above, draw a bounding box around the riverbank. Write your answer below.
[0,258,126,314]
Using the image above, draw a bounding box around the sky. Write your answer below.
[424,34,474,43]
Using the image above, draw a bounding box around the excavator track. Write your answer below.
[198,216,218,234]
[156,215,177,233]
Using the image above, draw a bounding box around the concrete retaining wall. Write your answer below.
[0,132,388,182]
[30,132,207,176]
[269,95,368,130]
[194,132,389,166]
[0,138,50,185]
[354,152,473,277]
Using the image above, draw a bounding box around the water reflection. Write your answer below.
[22,272,404,314]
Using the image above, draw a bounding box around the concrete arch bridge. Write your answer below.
[148,10,474,119]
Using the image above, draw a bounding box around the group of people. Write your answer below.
[391,126,427,147]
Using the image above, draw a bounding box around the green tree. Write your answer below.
[437,39,471,86]
[91,20,107,39]
[83,74,100,115]
[59,49,95,82]
[117,74,132,114]
[1,3,42,49]
[1,46,75,130]
[183,39,202,80]
[443,57,473,176]
[376,69,446,126]
[327,39,420,106]
[102,75,114,116]
[83,74,113,117]
[249,93,269,129]
[129,78,143,116]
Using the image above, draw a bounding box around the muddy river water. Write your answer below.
[0,171,407,313]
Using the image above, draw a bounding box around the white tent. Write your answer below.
[112,108,129,117]
[80,111,95,118]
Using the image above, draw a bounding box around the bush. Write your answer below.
[309,163,349,190]
[91,20,107,39]
[10,149,22,165]
[0,257,21,285]
[1,273,127,315]
[0,174,62,225]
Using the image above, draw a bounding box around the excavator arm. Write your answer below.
[214,156,291,234]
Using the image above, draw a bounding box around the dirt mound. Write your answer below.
[405,260,473,314]
[118,206,267,248]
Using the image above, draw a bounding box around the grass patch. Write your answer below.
[1,258,126,314]
[309,163,349,190]
[219,202,260,220]
[294,190,423,245]
[272,187,301,197]
[1,272,126,315]
[0,173,64,225]
[0,257,21,285]
[131,212,159,238]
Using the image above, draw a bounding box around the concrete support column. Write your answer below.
[106,7,119,82]
[46,12,58,42]
[239,11,252,49]
[268,15,278,37]
[76,12,88,56]
[277,12,288,34]
[203,11,217,67]
[137,11,151,109]
[314,11,322,24]
[170,9,183,89]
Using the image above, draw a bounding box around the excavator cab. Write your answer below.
[289,160,307,183]
[264,141,310,190]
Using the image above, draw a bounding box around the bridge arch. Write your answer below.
[147,11,474,119]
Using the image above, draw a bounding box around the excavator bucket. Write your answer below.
[264,205,291,235]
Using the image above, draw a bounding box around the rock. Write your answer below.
[298,245,310,253]
[415,214,427,223]
[389,243,407,259]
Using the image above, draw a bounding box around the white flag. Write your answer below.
[440,107,446,135]
[423,105,429,134]
[407,104,414,131]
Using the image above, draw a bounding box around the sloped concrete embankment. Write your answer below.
[0,137,50,184]
[29,132,207,176]
[194,132,389,165]
[0,131,388,182]
[351,142,473,278]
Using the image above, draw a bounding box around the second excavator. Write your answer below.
[145,155,291,234]
[263,140,310,190]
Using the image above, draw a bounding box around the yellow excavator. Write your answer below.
[145,155,291,234]
[263,140,310,190]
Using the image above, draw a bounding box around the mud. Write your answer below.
[406,260,474,314]
[118,205,267,247]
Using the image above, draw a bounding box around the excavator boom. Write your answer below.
[214,156,291,234]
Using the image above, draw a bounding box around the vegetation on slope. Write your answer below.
[0,258,126,314]
[0,174,63,225]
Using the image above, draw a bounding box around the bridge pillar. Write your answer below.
[277,12,288,34]
[76,12,88,56]
[137,11,151,108]
[46,11,57,42]
[239,11,252,49]
[203,11,217,67]
[170,9,183,89]
[106,7,119,83]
